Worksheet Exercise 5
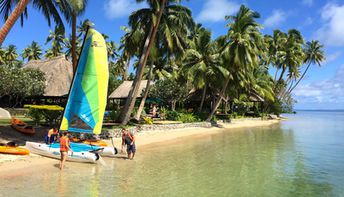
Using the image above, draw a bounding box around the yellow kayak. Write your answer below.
[0,146,30,155]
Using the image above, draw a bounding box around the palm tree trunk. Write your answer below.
[206,77,230,121]
[288,62,311,94]
[72,14,77,73]
[0,0,30,45]
[123,57,130,81]
[276,67,286,85]
[198,85,207,113]
[135,61,154,120]
[119,0,166,125]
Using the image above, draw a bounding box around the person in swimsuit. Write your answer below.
[45,128,59,144]
[121,129,136,160]
[59,131,72,170]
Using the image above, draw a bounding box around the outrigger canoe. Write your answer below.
[25,142,99,163]
[0,145,30,155]
[11,118,35,135]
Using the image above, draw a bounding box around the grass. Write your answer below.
[0,116,35,126]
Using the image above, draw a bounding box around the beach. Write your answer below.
[0,119,280,175]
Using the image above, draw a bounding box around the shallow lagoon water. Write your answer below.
[1,111,344,197]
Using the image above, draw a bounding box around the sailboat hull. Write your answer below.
[25,142,99,163]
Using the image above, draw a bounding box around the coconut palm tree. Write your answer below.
[57,0,88,72]
[77,19,94,38]
[183,25,224,112]
[118,0,180,125]
[288,40,325,94]
[64,35,81,60]
[130,1,194,120]
[206,5,263,121]
[0,0,65,44]
[45,26,65,57]
[22,41,42,61]
[0,46,6,65]
[275,29,304,85]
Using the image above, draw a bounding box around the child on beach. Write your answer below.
[121,128,136,160]
[59,131,73,170]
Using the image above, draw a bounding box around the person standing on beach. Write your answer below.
[121,129,136,160]
[59,132,72,170]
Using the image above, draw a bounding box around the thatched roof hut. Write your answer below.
[23,56,73,97]
[109,80,148,99]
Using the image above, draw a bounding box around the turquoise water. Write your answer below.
[1,111,344,196]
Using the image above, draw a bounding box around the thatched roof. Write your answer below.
[109,80,148,99]
[23,56,73,97]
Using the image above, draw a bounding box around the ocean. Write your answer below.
[1,110,344,197]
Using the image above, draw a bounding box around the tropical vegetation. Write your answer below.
[0,1,325,125]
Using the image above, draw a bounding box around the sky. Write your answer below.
[1,0,344,110]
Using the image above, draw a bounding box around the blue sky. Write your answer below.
[2,0,344,110]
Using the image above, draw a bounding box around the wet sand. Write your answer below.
[0,119,280,175]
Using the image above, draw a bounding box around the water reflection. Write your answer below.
[1,114,344,196]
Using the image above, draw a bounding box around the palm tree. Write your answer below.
[206,5,263,121]
[106,40,118,61]
[0,46,6,65]
[0,0,65,44]
[118,0,168,125]
[130,1,194,120]
[275,29,304,85]
[77,19,94,38]
[22,41,42,61]
[287,40,325,94]
[64,35,81,60]
[45,26,65,57]
[183,25,223,113]
[57,0,88,72]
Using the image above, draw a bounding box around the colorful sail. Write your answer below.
[60,29,108,134]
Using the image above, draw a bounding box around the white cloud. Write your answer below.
[196,0,240,23]
[104,0,147,19]
[263,10,286,28]
[302,0,313,6]
[323,51,341,65]
[315,3,344,46]
[293,64,344,105]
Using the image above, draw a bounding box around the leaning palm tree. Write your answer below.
[22,41,42,61]
[57,0,88,72]
[0,0,65,44]
[287,40,325,94]
[206,5,263,121]
[275,29,304,85]
[117,0,170,125]
[130,1,195,120]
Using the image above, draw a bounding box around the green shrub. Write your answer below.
[194,112,208,121]
[143,117,153,124]
[109,110,119,121]
[177,113,198,123]
[166,110,180,121]
[27,108,43,126]
[24,105,63,126]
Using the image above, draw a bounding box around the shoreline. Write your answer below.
[0,119,280,174]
